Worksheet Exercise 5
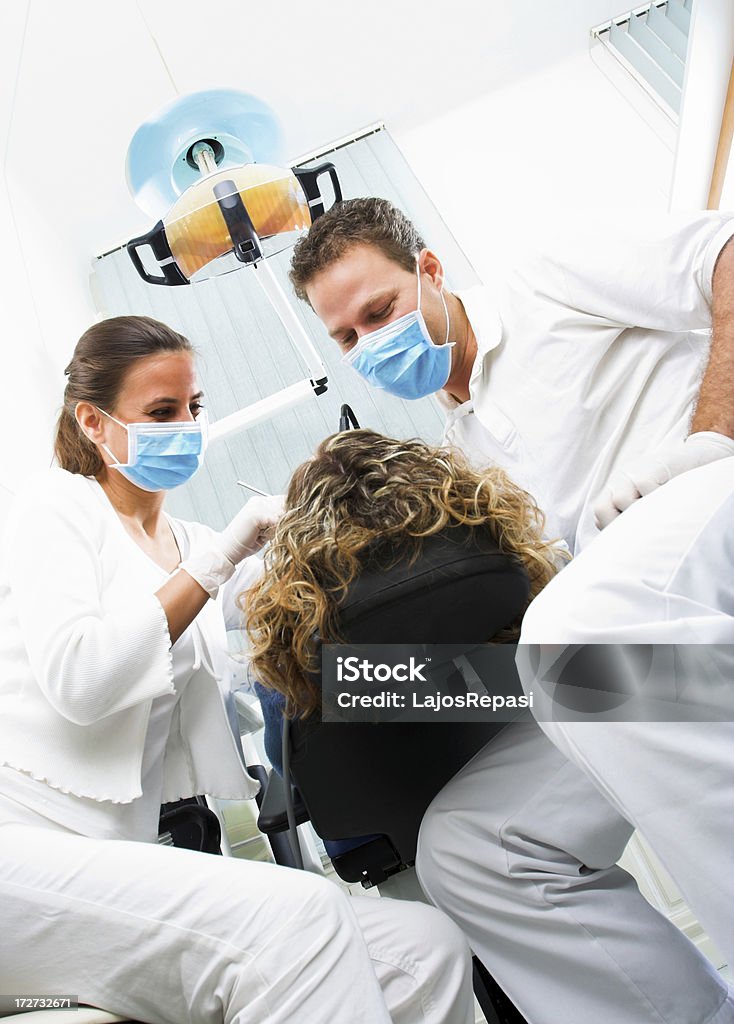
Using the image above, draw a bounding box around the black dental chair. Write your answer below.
[256,522,531,1024]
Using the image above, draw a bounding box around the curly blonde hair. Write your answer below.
[244,430,563,715]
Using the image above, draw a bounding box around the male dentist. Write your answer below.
[287,197,734,1024]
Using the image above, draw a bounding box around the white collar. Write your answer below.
[435,285,502,412]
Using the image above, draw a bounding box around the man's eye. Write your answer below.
[190,402,205,417]
[371,304,393,321]
[340,334,357,351]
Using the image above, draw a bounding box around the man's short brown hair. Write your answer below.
[289,197,426,302]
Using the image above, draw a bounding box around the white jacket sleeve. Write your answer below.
[506,210,734,333]
[3,476,175,726]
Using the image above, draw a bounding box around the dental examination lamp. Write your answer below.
[124,89,342,441]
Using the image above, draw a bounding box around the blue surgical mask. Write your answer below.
[343,262,454,400]
[98,409,208,492]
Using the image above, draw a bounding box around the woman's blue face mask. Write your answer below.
[342,262,454,400]
[98,408,208,492]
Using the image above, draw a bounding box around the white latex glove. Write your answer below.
[218,494,286,562]
[180,494,285,598]
[593,432,734,531]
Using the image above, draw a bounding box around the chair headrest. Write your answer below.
[335,524,529,645]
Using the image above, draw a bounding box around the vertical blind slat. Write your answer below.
[647,2,689,59]
[628,14,685,87]
[609,20,682,113]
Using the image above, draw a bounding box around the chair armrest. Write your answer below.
[158,804,222,854]
[256,770,310,834]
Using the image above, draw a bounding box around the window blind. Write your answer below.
[591,1,693,142]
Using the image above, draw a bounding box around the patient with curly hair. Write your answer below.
[243,428,562,743]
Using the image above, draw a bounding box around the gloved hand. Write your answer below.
[593,432,734,531]
[180,494,285,598]
[217,494,286,563]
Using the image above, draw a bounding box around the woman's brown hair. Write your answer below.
[244,430,564,715]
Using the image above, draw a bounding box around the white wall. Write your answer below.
[397,50,674,291]
[0,2,60,495]
[0,1,178,494]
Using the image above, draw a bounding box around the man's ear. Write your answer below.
[418,248,445,290]
[75,402,106,445]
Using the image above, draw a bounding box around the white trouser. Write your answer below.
[416,459,734,1024]
[517,456,734,969]
[0,811,473,1024]
[416,716,732,1024]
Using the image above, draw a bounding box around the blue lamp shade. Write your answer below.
[125,88,286,219]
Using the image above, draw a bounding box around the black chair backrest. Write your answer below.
[288,523,529,862]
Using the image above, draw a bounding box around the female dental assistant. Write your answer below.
[0,315,473,1024]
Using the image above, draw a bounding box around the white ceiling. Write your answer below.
[2,0,629,254]
[136,0,630,154]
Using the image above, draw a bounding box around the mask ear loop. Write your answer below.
[417,255,451,346]
[440,288,450,346]
[95,407,132,468]
[100,442,124,468]
[97,407,127,429]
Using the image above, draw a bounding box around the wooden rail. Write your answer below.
[708,56,734,209]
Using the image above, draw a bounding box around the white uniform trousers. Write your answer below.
[0,815,473,1024]
[416,716,732,1024]
[416,458,734,1024]
[517,456,734,973]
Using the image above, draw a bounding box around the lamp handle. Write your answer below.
[293,162,343,221]
[126,221,189,286]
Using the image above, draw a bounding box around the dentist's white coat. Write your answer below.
[417,212,734,1024]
